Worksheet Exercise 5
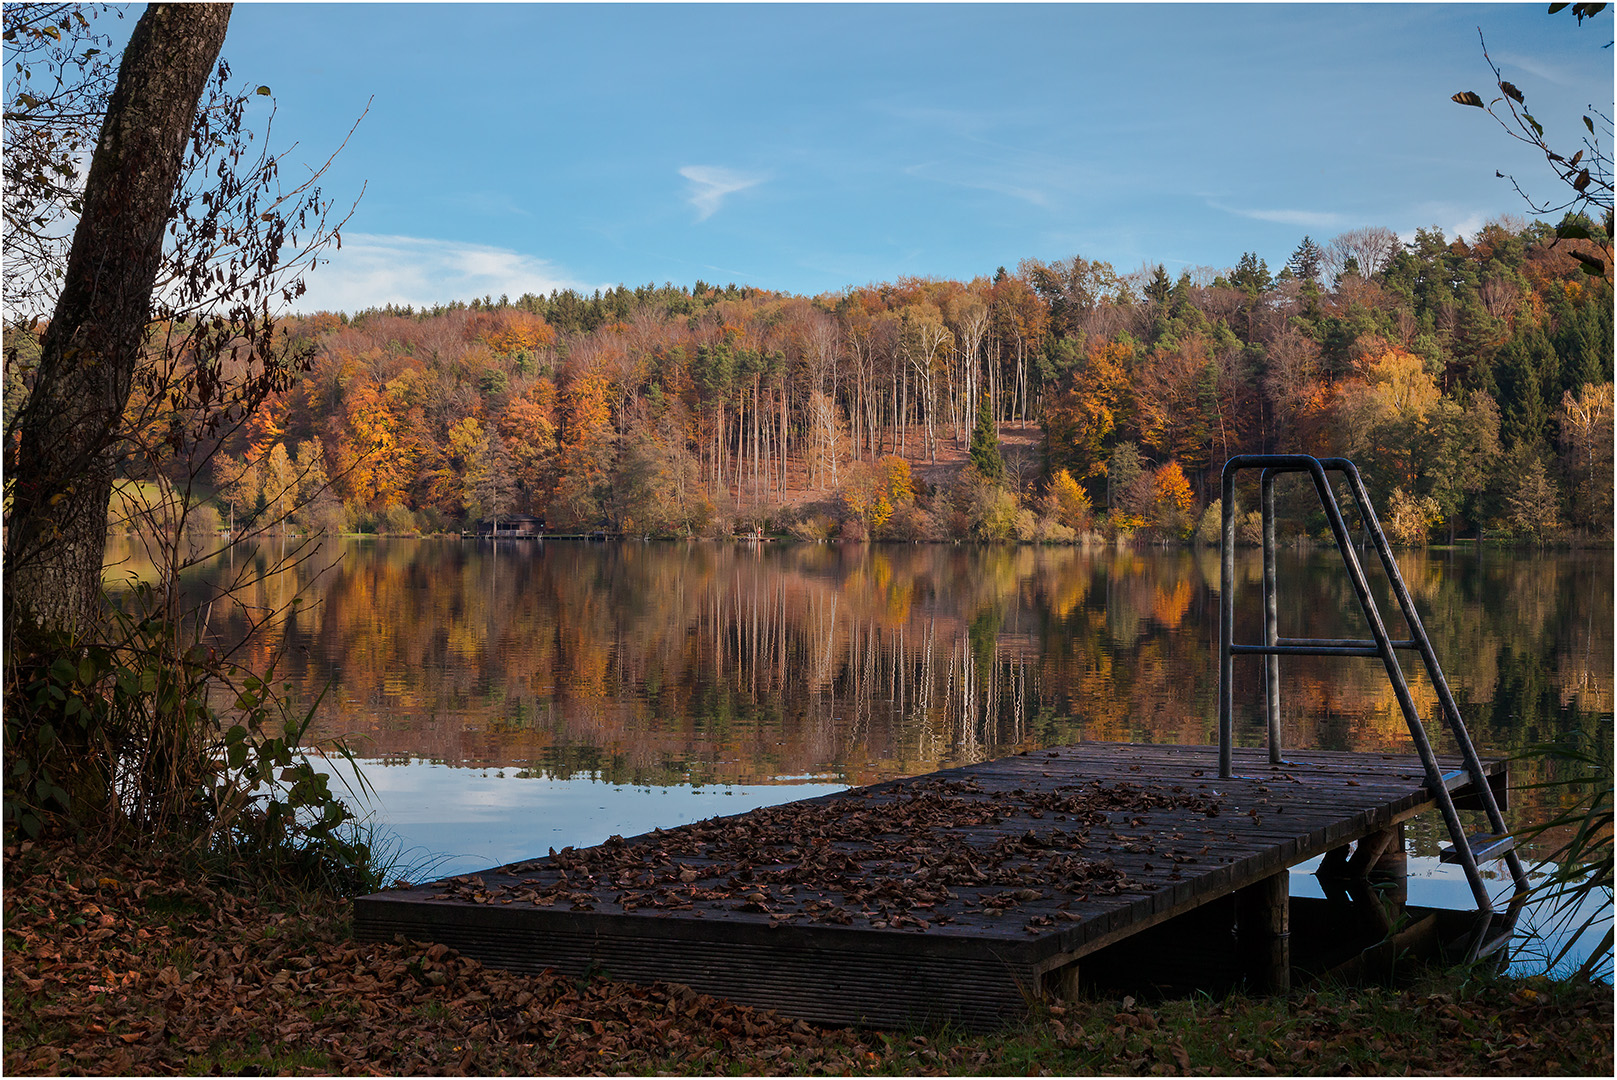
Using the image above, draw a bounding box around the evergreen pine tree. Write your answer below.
[969,394,1004,482]
[1145,264,1171,304]
[1287,236,1325,284]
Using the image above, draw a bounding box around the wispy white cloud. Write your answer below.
[1396,201,1534,248]
[1492,51,1572,87]
[1210,202,1349,230]
[680,165,765,221]
[291,233,600,314]
[904,160,1051,207]
[878,102,1032,140]
[449,190,535,218]
[1397,211,1502,248]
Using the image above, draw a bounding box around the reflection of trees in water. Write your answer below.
[110,538,1611,819]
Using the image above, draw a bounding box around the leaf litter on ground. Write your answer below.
[4,838,1612,1076]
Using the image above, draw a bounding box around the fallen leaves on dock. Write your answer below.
[437,776,1227,929]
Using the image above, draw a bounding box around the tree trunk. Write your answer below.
[5,3,232,636]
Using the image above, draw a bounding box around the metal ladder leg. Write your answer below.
[1262,470,1282,765]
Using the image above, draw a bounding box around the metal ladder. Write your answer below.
[1216,455,1530,934]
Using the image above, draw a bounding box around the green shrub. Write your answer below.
[3,584,375,894]
[382,505,420,536]
[787,514,833,542]
[1036,517,1077,544]
[972,486,1021,542]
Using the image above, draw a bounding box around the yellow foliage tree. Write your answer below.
[879,455,913,505]
[1384,487,1442,546]
[1337,344,1440,490]
[841,455,913,536]
[1559,381,1614,534]
[1043,339,1133,483]
[1045,468,1094,532]
[1363,346,1440,421]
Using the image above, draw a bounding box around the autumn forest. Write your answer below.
[68,219,1617,546]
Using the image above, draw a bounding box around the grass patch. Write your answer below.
[182,1040,334,1076]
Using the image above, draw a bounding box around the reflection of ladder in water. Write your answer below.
[1216,455,1530,954]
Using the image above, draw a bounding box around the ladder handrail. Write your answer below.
[1217,454,1530,915]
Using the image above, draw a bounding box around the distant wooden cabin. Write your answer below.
[476,514,545,537]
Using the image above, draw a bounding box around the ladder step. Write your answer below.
[1445,915,1516,964]
[1439,832,1516,864]
[1441,769,1472,791]
[1472,929,1514,961]
[1442,928,1515,962]
[1440,767,1511,812]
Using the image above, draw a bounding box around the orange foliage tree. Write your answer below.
[1137,334,1214,477]
[1151,460,1195,536]
[498,380,559,516]
[1042,338,1133,488]
[552,366,616,528]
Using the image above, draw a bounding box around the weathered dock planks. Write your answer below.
[353,742,1508,1030]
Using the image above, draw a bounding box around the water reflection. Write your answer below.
[319,756,845,880]
[106,536,1612,969]
[113,537,1609,791]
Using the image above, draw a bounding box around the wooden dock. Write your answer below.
[354,742,1509,1030]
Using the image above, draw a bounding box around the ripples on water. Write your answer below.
[106,535,1612,973]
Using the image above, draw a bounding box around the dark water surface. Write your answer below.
[107,536,1612,972]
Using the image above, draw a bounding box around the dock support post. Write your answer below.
[1236,870,1290,992]
[1316,826,1408,937]
[1366,823,1408,912]
[1041,960,1081,1002]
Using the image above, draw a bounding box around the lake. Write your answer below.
[106,534,1613,974]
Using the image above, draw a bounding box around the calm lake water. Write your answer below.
[107,535,1613,974]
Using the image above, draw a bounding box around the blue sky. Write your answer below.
[185,3,1613,312]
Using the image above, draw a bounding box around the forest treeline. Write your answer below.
[45,218,1617,545]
